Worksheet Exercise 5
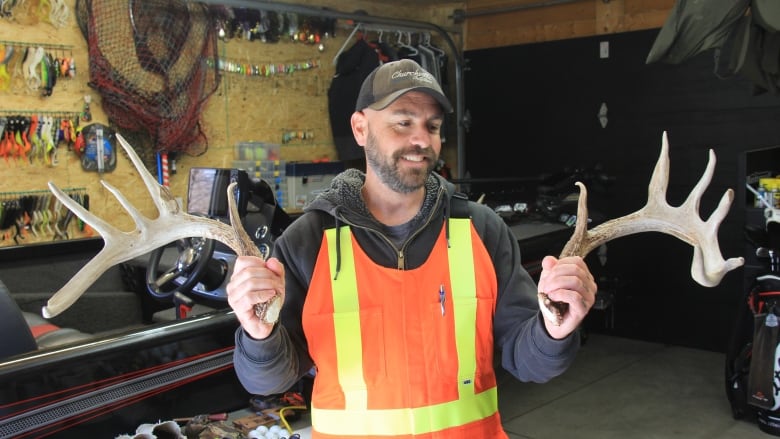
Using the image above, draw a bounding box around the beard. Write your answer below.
[364,131,437,194]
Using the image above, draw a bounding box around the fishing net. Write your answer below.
[76,0,220,158]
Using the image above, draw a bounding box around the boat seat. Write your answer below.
[21,311,92,349]
[0,280,37,360]
[0,278,91,359]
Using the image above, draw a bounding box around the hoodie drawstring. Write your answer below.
[444,201,451,248]
[333,216,342,280]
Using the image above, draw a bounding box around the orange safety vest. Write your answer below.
[302,218,507,438]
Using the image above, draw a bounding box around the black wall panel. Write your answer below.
[464,29,780,351]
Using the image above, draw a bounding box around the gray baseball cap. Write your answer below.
[355,59,453,113]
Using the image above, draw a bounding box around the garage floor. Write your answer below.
[498,333,767,439]
[289,333,766,438]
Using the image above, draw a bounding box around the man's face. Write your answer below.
[362,92,443,194]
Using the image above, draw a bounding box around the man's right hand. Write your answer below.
[226,256,285,340]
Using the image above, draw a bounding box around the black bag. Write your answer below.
[726,274,780,419]
[748,311,780,409]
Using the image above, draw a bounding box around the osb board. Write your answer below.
[199,38,335,162]
[0,0,461,248]
[0,0,135,247]
[464,0,675,50]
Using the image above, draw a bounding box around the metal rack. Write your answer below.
[0,40,74,52]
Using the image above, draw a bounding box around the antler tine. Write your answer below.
[647,131,671,205]
[225,182,284,323]
[542,131,744,325]
[560,181,590,257]
[101,179,152,235]
[115,134,180,215]
[47,182,114,238]
[682,149,715,220]
[690,186,744,286]
[226,181,264,259]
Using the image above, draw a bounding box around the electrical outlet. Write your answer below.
[600,41,609,59]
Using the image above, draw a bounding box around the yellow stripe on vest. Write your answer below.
[447,218,478,394]
[313,387,498,436]
[326,227,368,411]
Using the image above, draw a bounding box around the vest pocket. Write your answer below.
[426,296,494,388]
[425,302,455,380]
[333,307,387,382]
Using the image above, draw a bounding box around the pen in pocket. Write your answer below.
[439,284,446,316]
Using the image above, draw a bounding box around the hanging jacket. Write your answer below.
[328,39,380,162]
[645,0,750,65]
[232,170,581,433]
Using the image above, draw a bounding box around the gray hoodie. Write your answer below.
[233,169,579,396]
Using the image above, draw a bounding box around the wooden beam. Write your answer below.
[464,0,675,50]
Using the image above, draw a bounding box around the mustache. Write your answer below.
[394,146,436,161]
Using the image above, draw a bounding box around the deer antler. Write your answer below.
[43,134,282,324]
[539,131,745,325]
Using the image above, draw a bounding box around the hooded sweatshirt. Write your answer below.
[233,169,580,396]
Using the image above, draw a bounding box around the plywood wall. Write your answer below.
[0,0,462,247]
[0,2,117,247]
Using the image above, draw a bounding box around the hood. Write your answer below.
[304,168,457,228]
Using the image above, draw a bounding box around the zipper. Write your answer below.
[336,186,447,271]
[395,187,445,270]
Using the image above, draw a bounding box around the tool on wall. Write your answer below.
[0,45,13,91]
[157,151,170,187]
[0,111,80,166]
[0,40,75,96]
[81,94,91,122]
[0,188,88,245]
[0,0,71,27]
[74,123,116,173]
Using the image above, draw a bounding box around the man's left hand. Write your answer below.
[537,255,597,339]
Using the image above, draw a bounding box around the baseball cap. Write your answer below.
[355,59,453,113]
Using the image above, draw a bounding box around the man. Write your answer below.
[227,59,597,438]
